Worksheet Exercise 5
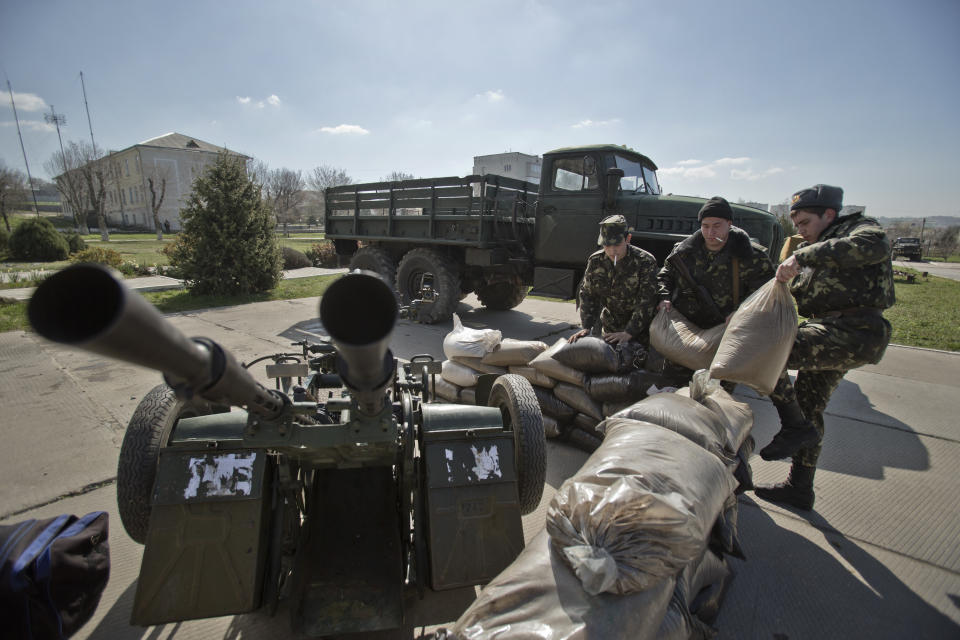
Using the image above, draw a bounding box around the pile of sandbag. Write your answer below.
[444,378,753,639]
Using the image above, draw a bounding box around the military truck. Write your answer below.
[325,144,784,322]
[893,236,923,261]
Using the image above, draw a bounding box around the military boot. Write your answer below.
[758,399,820,461]
[754,463,815,511]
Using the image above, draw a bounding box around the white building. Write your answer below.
[473,152,541,184]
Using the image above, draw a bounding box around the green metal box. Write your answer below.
[421,405,525,590]
[131,448,272,626]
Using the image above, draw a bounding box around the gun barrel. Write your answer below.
[319,271,397,415]
[28,264,282,417]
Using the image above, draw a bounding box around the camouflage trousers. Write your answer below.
[769,313,892,467]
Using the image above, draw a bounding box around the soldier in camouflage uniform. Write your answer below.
[657,196,775,332]
[570,215,658,346]
[754,184,895,511]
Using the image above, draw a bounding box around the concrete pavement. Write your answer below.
[0,290,957,639]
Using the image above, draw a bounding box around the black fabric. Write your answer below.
[0,511,110,640]
[790,184,843,212]
[697,196,733,222]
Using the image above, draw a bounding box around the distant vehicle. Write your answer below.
[893,237,923,261]
[324,144,784,323]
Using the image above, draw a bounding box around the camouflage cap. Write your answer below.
[598,214,629,246]
[790,184,843,212]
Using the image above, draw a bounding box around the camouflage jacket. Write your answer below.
[657,227,774,328]
[790,212,895,317]
[578,244,658,340]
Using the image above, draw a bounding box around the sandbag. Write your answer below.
[530,339,586,386]
[710,279,798,395]
[459,387,477,405]
[603,400,633,418]
[585,369,665,403]
[610,394,729,461]
[443,313,502,360]
[547,420,736,595]
[449,530,676,640]
[451,356,508,376]
[678,383,754,453]
[441,360,480,387]
[571,412,601,437]
[554,383,604,421]
[565,428,602,454]
[709,493,744,560]
[543,414,561,439]
[732,435,755,494]
[481,338,547,366]
[553,336,621,373]
[532,385,577,421]
[432,376,461,403]
[658,548,730,640]
[508,365,557,389]
[650,308,726,372]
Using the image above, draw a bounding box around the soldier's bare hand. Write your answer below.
[568,329,589,343]
[657,300,672,312]
[603,331,633,345]
[776,255,800,283]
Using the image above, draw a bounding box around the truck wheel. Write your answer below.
[396,248,462,323]
[477,279,527,310]
[487,374,546,515]
[349,245,397,286]
[117,384,215,544]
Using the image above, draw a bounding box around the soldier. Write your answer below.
[569,214,658,346]
[656,196,774,335]
[754,184,895,510]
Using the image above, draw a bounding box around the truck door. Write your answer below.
[534,154,605,267]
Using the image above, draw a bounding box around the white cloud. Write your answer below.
[714,157,751,166]
[1,119,54,132]
[316,124,370,135]
[676,159,702,166]
[236,96,251,105]
[5,92,47,112]
[267,94,281,107]
[731,167,784,181]
[571,118,621,129]
[478,89,504,102]
[660,165,717,179]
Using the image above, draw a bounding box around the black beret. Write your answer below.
[698,196,733,222]
[790,184,843,212]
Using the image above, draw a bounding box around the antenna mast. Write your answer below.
[80,71,98,156]
[6,80,41,216]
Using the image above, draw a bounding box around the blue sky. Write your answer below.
[2,0,958,218]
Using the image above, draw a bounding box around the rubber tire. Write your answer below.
[477,279,527,310]
[487,374,546,515]
[349,245,397,287]
[395,248,462,324]
[116,384,215,544]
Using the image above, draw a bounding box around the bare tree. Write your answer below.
[76,141,110,241]
[308,164,352,192]
[43,141,90,234]
[266,168,305,232]
[146,165,169,241]
[248,158,270,191]
[0,161,28,232]
[383,171,416,182]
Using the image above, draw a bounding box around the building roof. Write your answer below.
[136,132,248,157]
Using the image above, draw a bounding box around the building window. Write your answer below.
[125,159,130,176]
[504,164,512,172]
[122,191,126,205]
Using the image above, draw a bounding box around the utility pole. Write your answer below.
[79,71,98,157]
[6,80,41,216]
[44,105,68,173]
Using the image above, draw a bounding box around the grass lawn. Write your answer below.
[886,270,960,351]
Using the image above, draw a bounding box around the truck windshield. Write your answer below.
[606,154,661,195]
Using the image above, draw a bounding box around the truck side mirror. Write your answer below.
[604,168,624,210]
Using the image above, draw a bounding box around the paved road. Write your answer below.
[893,258,960,282]
[1,289,957,639]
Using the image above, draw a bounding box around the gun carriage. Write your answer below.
[28,265,546,636]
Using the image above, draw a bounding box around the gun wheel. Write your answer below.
[116,384,216,544]
[396,248,462,324]
[487,374,546,515]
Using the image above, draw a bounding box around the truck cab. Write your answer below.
[530,145,783,298]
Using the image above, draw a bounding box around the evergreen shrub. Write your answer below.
[8,218,69,261]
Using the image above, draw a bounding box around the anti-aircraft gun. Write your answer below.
[28,264,546,636]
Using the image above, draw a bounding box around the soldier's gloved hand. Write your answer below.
[776,255,800,283]
[657,300,672,312]
[603,331,633,345]
[568,329,590,343]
